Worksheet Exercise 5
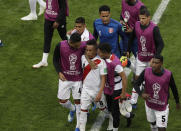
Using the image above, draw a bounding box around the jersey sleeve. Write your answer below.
[100,59,107,75]
[115,65,123,74]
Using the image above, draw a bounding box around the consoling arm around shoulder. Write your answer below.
[133,70,145,96]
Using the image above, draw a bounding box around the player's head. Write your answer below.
[139,6,151,26]
[126,0,136,4]
[86,39,97,59]
[152,54,163,73]
[69,33,81,49]
[75,17,86,35]
[97,43,111,59]
[99,5,111,25]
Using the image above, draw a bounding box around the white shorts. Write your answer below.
[135,57,150,76]
[57,79,82,100]
[81,88,107,110]
[145,103,169,128]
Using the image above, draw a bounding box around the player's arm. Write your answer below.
[95,75,106,102]
[53,43,66,81]
[93,21,99,40]
[53,0,66,28]
[127,28,136,57]
[169,73,180,109]
[153,26,164,55]
[119,71,127,99]
[133,70,145,95]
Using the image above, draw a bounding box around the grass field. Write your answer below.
[0,0,181,130]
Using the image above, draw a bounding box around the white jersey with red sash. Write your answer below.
[81,55,107,94]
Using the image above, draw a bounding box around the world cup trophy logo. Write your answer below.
[152,83,161,99]
[124,11,130,20]
[69,54,77,71]
[140,36,147,52]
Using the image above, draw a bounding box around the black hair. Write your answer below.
[153,54,163,62]
[139,6,150,17]
[98,43,111,53]
[86,39,97,49]
[75,17,85,24]
[99,5,110,13]
[70,33,81,43]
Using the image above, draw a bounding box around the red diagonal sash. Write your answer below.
[83,59,101,81]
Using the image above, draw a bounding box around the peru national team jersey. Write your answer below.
[81,55,107,93]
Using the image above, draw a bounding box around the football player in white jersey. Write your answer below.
[79,39,108,131]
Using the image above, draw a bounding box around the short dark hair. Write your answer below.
[98,43,111,53]
[153,54,163,62]
[70,33,81,43]
[99,5,110,13]
[75,17,85,24]
[139,6,150,17]
[86,39,97,49]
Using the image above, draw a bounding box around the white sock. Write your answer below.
[29,0,37,15]
[75,104,81,128]
[37,0,46,8]
[150,124,158,131]
[113,128,118,131]
[42,53,49,63]
[131,88,139,104]
[80,111,87,131]
[59,100,75,111]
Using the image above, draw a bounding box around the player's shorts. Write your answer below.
[145,103,169,128]
[57,79,82,100]
[135,57,150,76]
[81,88,107,110]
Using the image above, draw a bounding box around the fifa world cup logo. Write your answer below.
[124,11,130,20]
[152,83,161,99]
[69,54,77,71]
[48,0,52,10]
[140,36,147,52]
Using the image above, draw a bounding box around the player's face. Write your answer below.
[75,23,86,34]
[69,41,81,49]
[100,11,110,25]
[86,45,97,59]
[97,49,106,59]
[139,15,150,26]
[152,58,162,73]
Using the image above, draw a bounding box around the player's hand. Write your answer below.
[176,103,180,110]
[59,72,67,81]
[126,52,130,58]
[95,93,102,102]
[53,22,59,29]
[120,92,126,100]
[150,58,153,67]
[67,29,73,35]
[141,93,150,100]
[125,27,133,33]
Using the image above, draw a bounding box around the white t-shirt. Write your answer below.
[81,55,107,93]
[105,56,124,90]
[67,28,90,41]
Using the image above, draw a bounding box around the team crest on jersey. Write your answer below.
[69,54,77,71]
[140,35,147,51]
[109,28,114,33]
[99,31,101,36]
[152,83,161,99]
[124,11,130,20]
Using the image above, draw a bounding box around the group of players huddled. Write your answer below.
[27,0,180,131]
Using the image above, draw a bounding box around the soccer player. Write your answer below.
[93,5,128,58]
[127,6,164,107]
[67,17,94,41]
[32,0,69,68]
[133,55,180,131]
[79,39,107,131]
[120,0,144,57]
[21,0,46,20]
[98,43,127,131]
[53,33,87,131]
